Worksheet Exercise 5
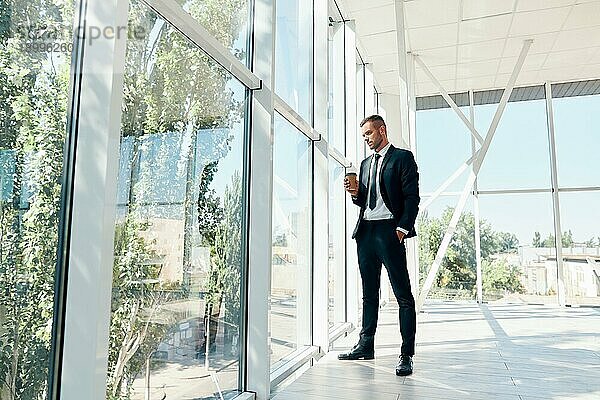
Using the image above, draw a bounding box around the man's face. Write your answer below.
[361,121,386,151]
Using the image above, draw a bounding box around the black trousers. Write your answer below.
[356,219,416,356]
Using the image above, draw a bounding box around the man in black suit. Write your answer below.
[338,114,420,376]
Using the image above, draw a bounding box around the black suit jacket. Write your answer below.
[351,144,420,239]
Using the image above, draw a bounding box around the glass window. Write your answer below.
[416,108,472,194]
[275,0,313,122]
[173,0,250,63]
[108,1,248,398]
[0,1,74,397]
[553,94,600,188]
[478,193,557,305]
[474,99,551,190]
[418,196,476,300]
[270,113,312,366]
[558,192,600,306]
[328,160,346,328]
[328,17,345,152]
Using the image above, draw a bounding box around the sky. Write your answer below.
[416,94,600,245]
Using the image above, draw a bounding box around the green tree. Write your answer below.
[496,232,519,253]
[418,207,523,298]
[104,0,247,397]
[542,233,555,248]
[482,259,525,295]
[0,1,73,397]
[532,231,541,247]
[562,230,574,247]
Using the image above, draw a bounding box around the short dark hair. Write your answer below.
[360,114,386,128]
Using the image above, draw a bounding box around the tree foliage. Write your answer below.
[418,206,523,298]
[0,0,247,397]
[0,0,72,398]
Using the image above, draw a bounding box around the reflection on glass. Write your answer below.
[173,0,249,63]
[553,94,600,188]
[475,99,551,190]
[270,113,312,365]
[478,193,557,304]
[416,108,471,193]
[558,192,600,306]
[328,161,345,328]
[0,1,73,397]
[108,1,247,399]
[275,0,313,122]
[418,196,476,300]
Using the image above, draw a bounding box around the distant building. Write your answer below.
[519,246,600,300]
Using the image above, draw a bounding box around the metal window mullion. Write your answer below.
[545,82,566,306]
[558,186,600,193]
[142,0,261,90]
[343,20,359,328]
[245,0,275,397]
[476,188,552,195]
[48,0,87,397]
[59,0,128,398]
[470,89,483,304]
[311,0,329,357]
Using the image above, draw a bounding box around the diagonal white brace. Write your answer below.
[414,55,484,145]
[420,151,479,212]
[417,39,533,310]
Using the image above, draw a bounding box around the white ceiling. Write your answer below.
[338,0,600,96]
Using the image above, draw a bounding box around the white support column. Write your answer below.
[356,63,365,121]
[417,40,532,309]
[344,20,360,328]
[60,0,128,398]
[470,90,483,304]
[312,0,329,354]
[405,52,419,300]
[379,94,407,148]
[246,0,275,398]
[545,82,567,306]
[394,0,411,149]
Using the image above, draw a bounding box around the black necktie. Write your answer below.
[368,153,381,210]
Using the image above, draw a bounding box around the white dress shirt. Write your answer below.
[363,143,409,235]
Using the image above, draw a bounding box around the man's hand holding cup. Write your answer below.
[344,170,358,197]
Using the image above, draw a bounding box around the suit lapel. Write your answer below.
[361,155,372,187]
[378,144,395,183]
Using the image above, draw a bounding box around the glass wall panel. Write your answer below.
[270,113,312,365]
[416,108,472,194]
[275,0,313,122]
[173,0,250,63]
[553,94,600,188]
[108,1,248,398]
[474,99,551,190]
[327,12,344,151]
[559,192,600,306]
[328,160,345,328]
[0,2,74,397]
[478,193,557,305]
[418,196,476,300]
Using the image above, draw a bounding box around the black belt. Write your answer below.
[362,218,395,224]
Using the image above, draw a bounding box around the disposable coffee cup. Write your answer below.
[345,170,358,192]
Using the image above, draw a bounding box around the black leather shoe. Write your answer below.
[395,355,413,376]
[338,336,375,360]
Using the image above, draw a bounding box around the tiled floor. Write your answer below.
[272,301,600,400]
